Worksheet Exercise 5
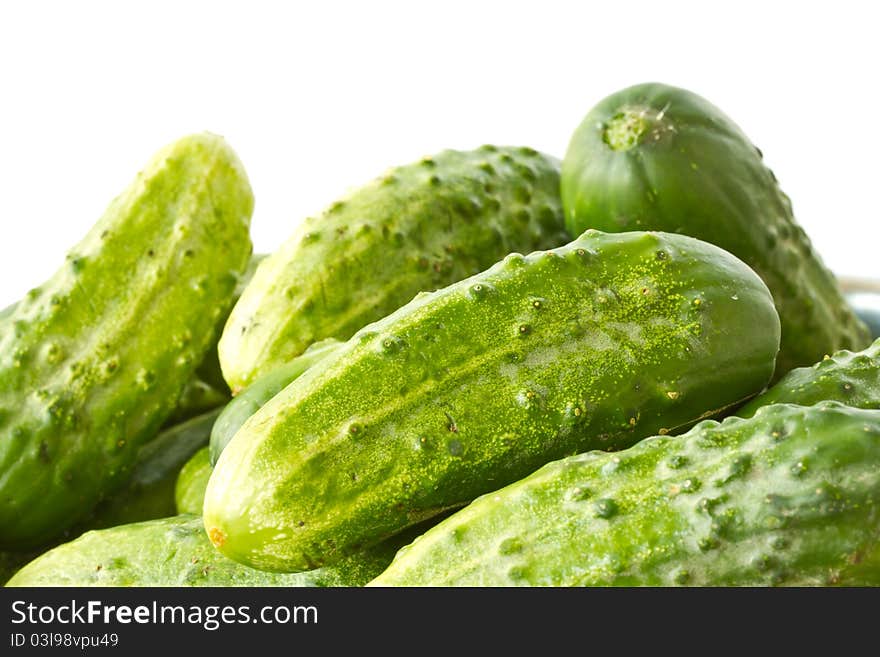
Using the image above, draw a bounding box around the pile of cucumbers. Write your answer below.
[2,83,878,587]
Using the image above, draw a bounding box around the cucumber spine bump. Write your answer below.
[205,229,780,572]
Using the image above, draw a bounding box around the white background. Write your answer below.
[1,0,878,307]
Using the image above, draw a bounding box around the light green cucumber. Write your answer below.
[175,447,211,515]
[219,145,570,392]
[205,229,780,572]
[6,515,400,587]
[209,338,344,465]
[370,402,880,586]
[0,133,254,549]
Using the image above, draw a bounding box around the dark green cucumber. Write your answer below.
[370,402,880,586]
[6,515,399,587]
[175,447,211,515]
[209,338,344,465]
[219,145,570,392]
[0,133,254,549]
[205,229,780,572]
[561,82,871,378]
[738,338,880,417]
[165,254,267,426]
[83,409,221,529]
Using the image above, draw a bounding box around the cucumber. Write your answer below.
[738,338,880,417]
[0,133,254,549]
[561,83,871,378]
[370,402,880,586]
[176,447,211,515]
[209,338,344,465]
[205,229,780,572]
[6,515,399,587]
[219,145,570,392]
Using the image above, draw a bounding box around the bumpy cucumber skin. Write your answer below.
[0,301,232,425]
[209,338,344,465]
[165,254,267,426]
[205,229,780,572]
[219,146,571,392]
[739,338,880,417]
[6,515,397,587]
[175,447,211,515]
[370,402,880,586]
[561,83,871,378]
[0,134,254,549]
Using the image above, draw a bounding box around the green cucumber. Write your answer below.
[219,145,570,392]
[6,515,399,587]
[561,82,871,377]
[370,402,880,586]
[0,133,254,549]
[739,338,880,417]
[205,229,780,572]
[209,338,344,465]
[175,447,211,515]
